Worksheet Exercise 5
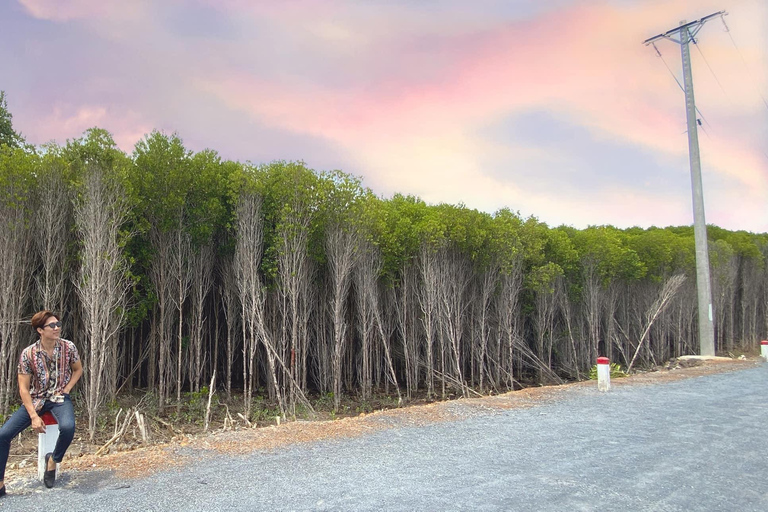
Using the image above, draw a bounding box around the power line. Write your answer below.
[692,39,729,98]
[652,42,712,129]
[653,42,684,93]
[716,16,768,163]
[720,16,768,112]
[651,16,766,160]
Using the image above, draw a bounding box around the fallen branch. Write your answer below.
[627,274,686,373]
[96,408,134,456]
[204,371,216,432]
[256,328,316,417]
[150,414,180,435]
[237,413,252,428]
[112,409,123,437]
[221,403,235,431]
[514,339,565,385]
[114,343,152,396]
[430,369,483,398]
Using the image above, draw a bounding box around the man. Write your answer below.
[0,310,83,495]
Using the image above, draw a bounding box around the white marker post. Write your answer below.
[761,341,768,362]
[597,357,611,392]
[37,411,59,482]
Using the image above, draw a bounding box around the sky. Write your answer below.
[1,0,766,232]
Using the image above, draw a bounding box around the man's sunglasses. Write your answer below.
[42,321,62,329]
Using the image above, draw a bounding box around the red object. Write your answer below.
[596,357,610,365]
[41,412,58,425]
[761,341,768,345]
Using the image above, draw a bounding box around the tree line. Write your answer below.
[1,118,767,439]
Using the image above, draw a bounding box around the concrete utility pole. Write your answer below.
[643,11,726,357]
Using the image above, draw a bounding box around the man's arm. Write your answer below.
[18,373,45,434]
[63,360,83,394]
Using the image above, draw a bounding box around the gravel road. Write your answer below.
[2,363,767,511]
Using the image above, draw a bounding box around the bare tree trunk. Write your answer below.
[235,192,304,418]
[325,224,357,412]
[211,289,220,389]
[436,246,471,397]
[395,264,418,399]
[297,266,315,392]
[557,275,580,379]
[0,173,32,416]
[73,168,130,440]
[582,260,602,364]
[220,257,239,400]
[234,192,265,419]
[476,263,499,393]
[355,240,377,400]
[149,231,174,410]
[497,263,523,391]
[276,193,313,409]
[738,256,760,346]
[711,245,737,351]
[170,226,191,414]
[599,283,619,367]
[762,243,768,340]
[33,166,71,313]
[417,245,439,398]
[189,243,214,392]
[534,281,557,384]
[376,285,402,404]
[313,292,332,394]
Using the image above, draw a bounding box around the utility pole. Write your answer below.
[643,11,726,357]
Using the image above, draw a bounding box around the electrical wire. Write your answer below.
[692,39,729,98]
[648,16,768,165]
[652,43,712,129]
[721,16,768,111]
[653,42,685,94]
[718,15,768,163]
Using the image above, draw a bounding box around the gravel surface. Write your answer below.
[2,362,767,511]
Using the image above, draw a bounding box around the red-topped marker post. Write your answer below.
[37,411,59,482]
[761,341,768,362]
[597,357,611,392]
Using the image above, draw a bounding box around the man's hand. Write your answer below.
[31,415,46,434]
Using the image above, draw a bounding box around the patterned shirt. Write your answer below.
[18,338,80,412]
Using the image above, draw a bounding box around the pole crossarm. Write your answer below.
[643,11,727,46]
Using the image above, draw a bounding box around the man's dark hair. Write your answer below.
[30,310,58,332]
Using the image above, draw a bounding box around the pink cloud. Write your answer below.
[17,0,146,22]
[185,0,342,22]
[23,104,152,153]
[18,0,95,21]
[20,105,107,144]
[195,0,765,228]
[198,1,749,144]
[11,0,765,231]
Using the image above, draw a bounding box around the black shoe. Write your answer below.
[0,485,5,496]
[44,452,56,488]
